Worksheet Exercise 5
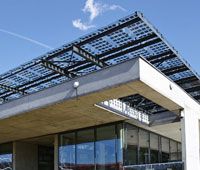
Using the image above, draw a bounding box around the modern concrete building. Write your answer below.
[0,12,199,170]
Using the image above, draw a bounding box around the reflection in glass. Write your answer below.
[117,124,123,170]
[58,122,182,169]
[124,124,138,165]
[139,129,149,164]
[170,140,178,161]
[0,143,13,170]
[161,137,170,162]
[77,129,95,170]
[177,143,182,160]
[150,133,159,163]
[96,125,116,170]
[59,133,75,170]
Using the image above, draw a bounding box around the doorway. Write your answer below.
[38,145,54,170]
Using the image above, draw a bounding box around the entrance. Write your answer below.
[38,145,54,170]
[21,135,55,170]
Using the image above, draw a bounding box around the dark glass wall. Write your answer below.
[59,123,123,170]
[96,125,116,170]
[139,129,149,164]
[59,132,76,170]
[161,137,170,162]
[124,124,138,165]
[124,123,182,166]
[59,122,182,169]
[150,133,159,163]
[77,129,95,170]
[0,143,13,170]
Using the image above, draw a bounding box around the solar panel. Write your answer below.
[0,11,199,110]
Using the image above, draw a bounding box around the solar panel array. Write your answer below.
[0,12,199,114]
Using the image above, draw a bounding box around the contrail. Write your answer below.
[0,28,52,50]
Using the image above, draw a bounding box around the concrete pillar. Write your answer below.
[54,134,59,170]
[181,107,200,170]
[13,141,38,170]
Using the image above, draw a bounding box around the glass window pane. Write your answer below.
[117,123,123,169]
[177,143,182,160]
[96,125,116,170]
[124,124,138,165]
[150,133,159,163]
[0,143,13,170]
[170,140,178,161]
[161,137,169,162]
[59,133,75,170]
[77,129,95,170]
[139,129,149,164]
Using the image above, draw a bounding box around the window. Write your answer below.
[161,137,170,162]
[96,125,116,170]
[58,122,182,169]
[0,143,13,170]
[150,133,159,163]
[59,123,123,170]
[177,143,182,160]
[139,129,149,164]
[124,124,138,165]
[76,129,95,170]
[59,133,75,170]
[170,140,178,161]
[116,124,123,169]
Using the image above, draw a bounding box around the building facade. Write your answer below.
[0,12,199,170]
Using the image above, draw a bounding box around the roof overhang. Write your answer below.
[0,57,199,143]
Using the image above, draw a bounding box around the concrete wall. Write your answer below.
[13,142,38,170]
[181,107,200,170]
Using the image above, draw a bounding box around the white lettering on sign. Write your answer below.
[100,99,150,124]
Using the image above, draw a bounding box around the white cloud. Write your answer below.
[83,0,101,21]
[82,0,126,21]
[72,0,127,31]
[72,19,95,31]
[108,4,127,12]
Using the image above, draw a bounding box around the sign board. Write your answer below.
[97,99,150,125]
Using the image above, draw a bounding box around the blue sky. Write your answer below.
[0,0,199,74]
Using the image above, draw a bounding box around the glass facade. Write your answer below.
[0,143,13,170]
[124,124,138,165]
[77,129,95,170]
[150,133,159,163]
[124,123,181,166]
[59,123,123,170]
[59,122,181,170]
[59,132,76,170]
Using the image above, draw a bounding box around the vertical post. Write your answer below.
[13,142,16,170]
[54,135,59,170]
[181,108,200,170]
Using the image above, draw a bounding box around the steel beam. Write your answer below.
[72,45,108,68]
[0,84,26,95]
[97,33,157,58]
[101,38,161,62]
[45,16,141,61]
[185,85,200,93]
[148,52,176,64]
[175,76,198,85]
[162,65,188,76]
[41,60,76,78]
[194,95,200,100]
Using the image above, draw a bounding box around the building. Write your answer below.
[0,11,199,170]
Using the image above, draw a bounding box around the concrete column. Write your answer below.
[181,107,200,170]
[54,134,59,170]
[13,141,38,170]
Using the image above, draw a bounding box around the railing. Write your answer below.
[124,161,184,170]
